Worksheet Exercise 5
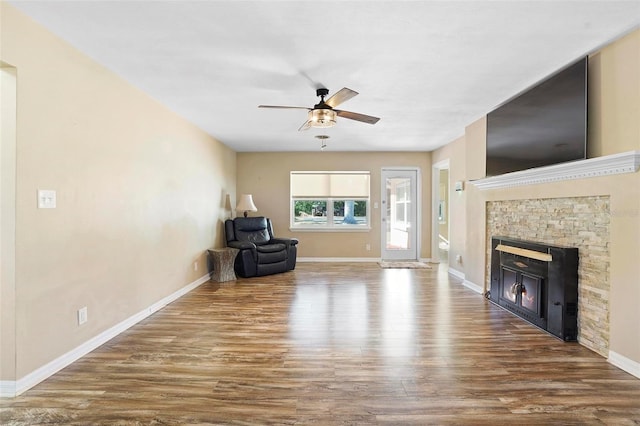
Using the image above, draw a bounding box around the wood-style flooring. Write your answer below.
[2,262,639,425]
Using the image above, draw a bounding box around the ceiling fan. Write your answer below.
[259,87,380,131]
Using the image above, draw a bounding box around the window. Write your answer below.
[291,171,370,231]
[394,180,410,230]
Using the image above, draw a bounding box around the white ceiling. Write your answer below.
[8,1,640,152]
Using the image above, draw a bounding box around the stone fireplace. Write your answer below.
[486,196,610,356]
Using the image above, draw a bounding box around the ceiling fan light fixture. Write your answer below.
[308,108,336,128]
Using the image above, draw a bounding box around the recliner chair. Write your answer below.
[224,216,298,278]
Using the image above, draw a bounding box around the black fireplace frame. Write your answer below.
[489,236,579,341]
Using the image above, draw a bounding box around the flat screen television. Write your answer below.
[485,57,588,177]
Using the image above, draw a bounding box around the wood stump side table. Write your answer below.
[207,248,239,282]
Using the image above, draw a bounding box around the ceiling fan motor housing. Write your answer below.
[316,88,330,98]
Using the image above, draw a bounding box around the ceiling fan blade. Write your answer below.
[258,105,310,110]
[335,109,380,125]
[298,120,311,131]
[325,87,358,108]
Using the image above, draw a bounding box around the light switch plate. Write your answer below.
[78,307,88,325]
[38,190,56,209]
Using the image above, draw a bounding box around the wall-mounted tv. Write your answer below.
[485,57,588,177]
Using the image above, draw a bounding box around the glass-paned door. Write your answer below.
[381,169,418,260]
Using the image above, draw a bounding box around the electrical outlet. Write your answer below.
[456,254,463,264]
[194,261,198,271]
[366,244,371,251]
[37,189,56,209]
[78,307,88,325]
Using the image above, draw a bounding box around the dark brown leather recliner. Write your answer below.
[224,216,298,278]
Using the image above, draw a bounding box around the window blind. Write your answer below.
[290,172,370,198]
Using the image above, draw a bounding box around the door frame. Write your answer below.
[1,64,18,397]
[380,167,421,261]
[431,159,449,263]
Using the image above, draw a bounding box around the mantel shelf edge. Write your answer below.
[470,150,640,190]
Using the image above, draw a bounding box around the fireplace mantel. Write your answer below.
[470,150,640,190]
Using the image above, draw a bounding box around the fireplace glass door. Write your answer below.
[499,267,543,317]
[520,273,542,315]
[501,268,518,304]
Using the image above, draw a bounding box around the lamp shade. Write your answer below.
[236,194,257,217]
[308,108,336,128]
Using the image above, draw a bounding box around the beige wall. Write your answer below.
[588,29,640,157]
[236,152,432,259]
[1,4,236,380]
[438,30,640,364]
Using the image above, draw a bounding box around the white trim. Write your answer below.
[298,257,381,263]
[291,170,370,174]
[448,267,465,280]
[0,273,211,398]
[381,166,423,171]
[432,160,450,264]
[0,67,17,400]
[608,350,640,379]
[289,227,371,233]
[0,381,16,398]
[470,150,640,190]
[447,267,484,294]
[463,280,484,294]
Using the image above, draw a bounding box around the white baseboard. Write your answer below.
[463,279,484,294]
[447,267,483,294]
[608,350,640,379]
[0,381,16,398]
[298,257,381,262]
[0,273,211,398]
[448,267,465,280]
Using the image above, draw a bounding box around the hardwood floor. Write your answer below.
[2,262,639,425]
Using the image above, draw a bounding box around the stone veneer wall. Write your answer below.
[486,196,610,357]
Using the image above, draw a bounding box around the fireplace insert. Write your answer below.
[489,237,579,341]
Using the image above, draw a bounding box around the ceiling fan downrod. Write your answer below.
[315,88,330,108]
[316,88,330,99]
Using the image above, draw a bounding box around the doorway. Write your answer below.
[432,160,449,264]
[381,168,420,261]
[1,64,18,396]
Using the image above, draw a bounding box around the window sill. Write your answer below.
[290,227,372,233]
